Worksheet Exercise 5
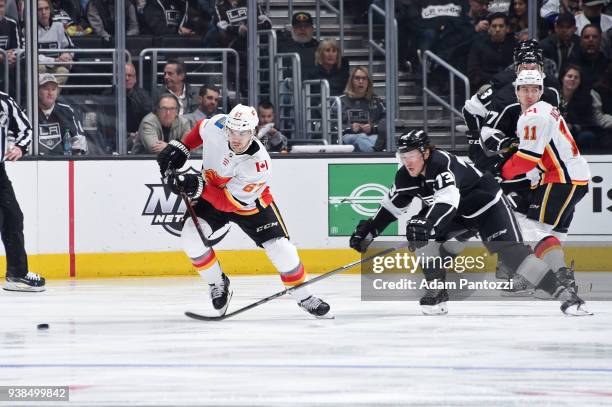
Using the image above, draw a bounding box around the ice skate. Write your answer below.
[298,295,333,319]
[208,273,232,316]
[560,294,593,316]
[500,274,534,297]
[3,272,46,292]
[420,288,448,315]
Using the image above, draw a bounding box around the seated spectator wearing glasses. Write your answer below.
[153,59,199,116]
[37,73,88,155]
[337,66,386,152]
[86,0,140,45]
[37,0,74,86]
[133,93,191,154]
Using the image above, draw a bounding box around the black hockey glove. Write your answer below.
[167,172,205,199]
[465,130,480,146]
[349,219,378,253]
[157,140,191,176]
[406,217,434,252]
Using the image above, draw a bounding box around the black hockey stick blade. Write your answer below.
[185,244,407,321]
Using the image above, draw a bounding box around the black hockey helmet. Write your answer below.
[397,130,430,154]
[514,40,543,69]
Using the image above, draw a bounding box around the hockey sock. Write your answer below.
[282,263,312,301]
[535,236,566,272]
[192,249,223,285]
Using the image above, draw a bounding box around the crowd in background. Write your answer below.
[0,0,610,155]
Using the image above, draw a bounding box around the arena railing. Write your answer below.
[422,50,470,151]
[275,52,304,139]
[16,48,131,106]
[257,30,278,109]
[138,48,240,112]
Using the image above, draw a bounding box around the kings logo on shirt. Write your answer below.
[142,167,200,236]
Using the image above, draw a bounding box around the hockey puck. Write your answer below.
[37,323,49,330]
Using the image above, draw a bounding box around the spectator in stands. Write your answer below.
[256,101,287,153]
[575,0,612,35]
[154,59,199,116]
[277,11,319,79]
[591,62,612,148]
[4,0,18,23]
[308,39,350,97]
[468,0,491,33]
[540,13,580,80]
[125,62,152,149]
[0,0,20,69]
[183,84,221,127]
[560,64,597,148]
[37,0,74,85]
[52,0,91,35]
[467,12,516,92]
[143,0,205,36]
[337,66,386,152]
[37,73,88,155]
[570,24,610,88]
[86,0,140,44]
[508,0,549,37]
[408,0,475,74]
[210,0,271,48]
[133,93,191,154]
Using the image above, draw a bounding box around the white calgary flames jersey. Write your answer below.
[514,101,590,185]
[183,114,273,214]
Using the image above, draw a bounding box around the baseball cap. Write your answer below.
[292,11,313,27]
[39,73,58,86]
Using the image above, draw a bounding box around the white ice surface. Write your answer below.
[1,274,611,406]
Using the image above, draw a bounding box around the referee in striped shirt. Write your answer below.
[1,91,45,291]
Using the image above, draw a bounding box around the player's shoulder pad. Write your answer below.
[543,86,560,107]
[206,113,226,130]
[240,138,264,157]
[427,149,452,171]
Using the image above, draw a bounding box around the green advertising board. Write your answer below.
[328,163,399,236]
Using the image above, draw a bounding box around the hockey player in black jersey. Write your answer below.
[349,130,591,316]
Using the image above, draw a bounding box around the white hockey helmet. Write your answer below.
[514,69,543,91]
[226,104,259,134]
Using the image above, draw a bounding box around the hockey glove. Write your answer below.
[349,219,378,253]
[168,172,205,199]
[406,217,434,252]
[157,140,191,176]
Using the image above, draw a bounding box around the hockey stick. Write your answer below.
[185,243,408,321]
[162,168,229,248]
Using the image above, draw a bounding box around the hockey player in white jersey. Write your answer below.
[156,104,332,319]
[500,70,591,313]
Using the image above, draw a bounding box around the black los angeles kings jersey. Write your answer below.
[372,149,502,236]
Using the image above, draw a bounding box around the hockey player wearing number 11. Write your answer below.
[349,130,591,316]
[499,69,591,300]
[156,104,332,319]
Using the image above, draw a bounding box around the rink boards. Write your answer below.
[2,155,612,278]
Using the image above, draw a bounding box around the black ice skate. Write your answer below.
[208,273,232,316]
[298,296,333,319]
[420,288,449,315]
[3,272,46,292]
[559,291,593,316]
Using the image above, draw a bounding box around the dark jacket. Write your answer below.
[569,48,610,89]
[143,0,185,36]
[467,33,516,92]
[213,0,271,49]
[307,58,350,97]
[38,102,88,155]
[540,33,580,79]
[87,0,140,39]
[277,31,319,79]
[338,93,387,151]
[127,87,153,133]
[0,16,21,51]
